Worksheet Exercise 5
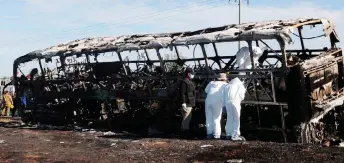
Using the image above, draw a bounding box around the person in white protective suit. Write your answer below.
[223,77,246,141]
[204,73,228,139]
[235,46,265,75]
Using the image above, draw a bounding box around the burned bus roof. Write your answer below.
[15,18,338,64]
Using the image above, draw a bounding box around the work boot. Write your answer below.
[205,134,214,139]
[231,136,246,141]
[213,135,221,140]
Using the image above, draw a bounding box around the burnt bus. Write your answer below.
[12,18,344,143]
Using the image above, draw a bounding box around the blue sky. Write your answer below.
[0,0,343,76]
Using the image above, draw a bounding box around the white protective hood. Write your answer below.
[235,46,265,74]
[205,81,227,101]
[223,78,246,103]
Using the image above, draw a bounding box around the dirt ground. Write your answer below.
[0,119,344,163]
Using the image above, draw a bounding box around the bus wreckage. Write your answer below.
[12,18,344,143]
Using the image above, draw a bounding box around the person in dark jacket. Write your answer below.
[180,67,196,134]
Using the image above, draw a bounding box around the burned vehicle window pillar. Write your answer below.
[200,44,209,69]
[211,43,222,69]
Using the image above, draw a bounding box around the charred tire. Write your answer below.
[293,122,323,144]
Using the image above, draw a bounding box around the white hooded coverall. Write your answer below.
[204,81,227,138]
[235,46,264,75]
[222,78,246,138]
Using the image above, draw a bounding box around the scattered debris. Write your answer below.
[60,142,65,144]
[74,126,82,131]
[103,131,116,136]
[24,154,41,159]
[200,145,213,148]
[142,141,169,148]
[226,159,243,163]
[2,125,344,162]
[0,140,5,144]
[322,140,331,147]
[338,142,344,147]
[78,133,86,137]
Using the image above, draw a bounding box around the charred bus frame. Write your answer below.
[12,18,344,143]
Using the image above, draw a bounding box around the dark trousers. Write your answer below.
[10,107,17,117]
